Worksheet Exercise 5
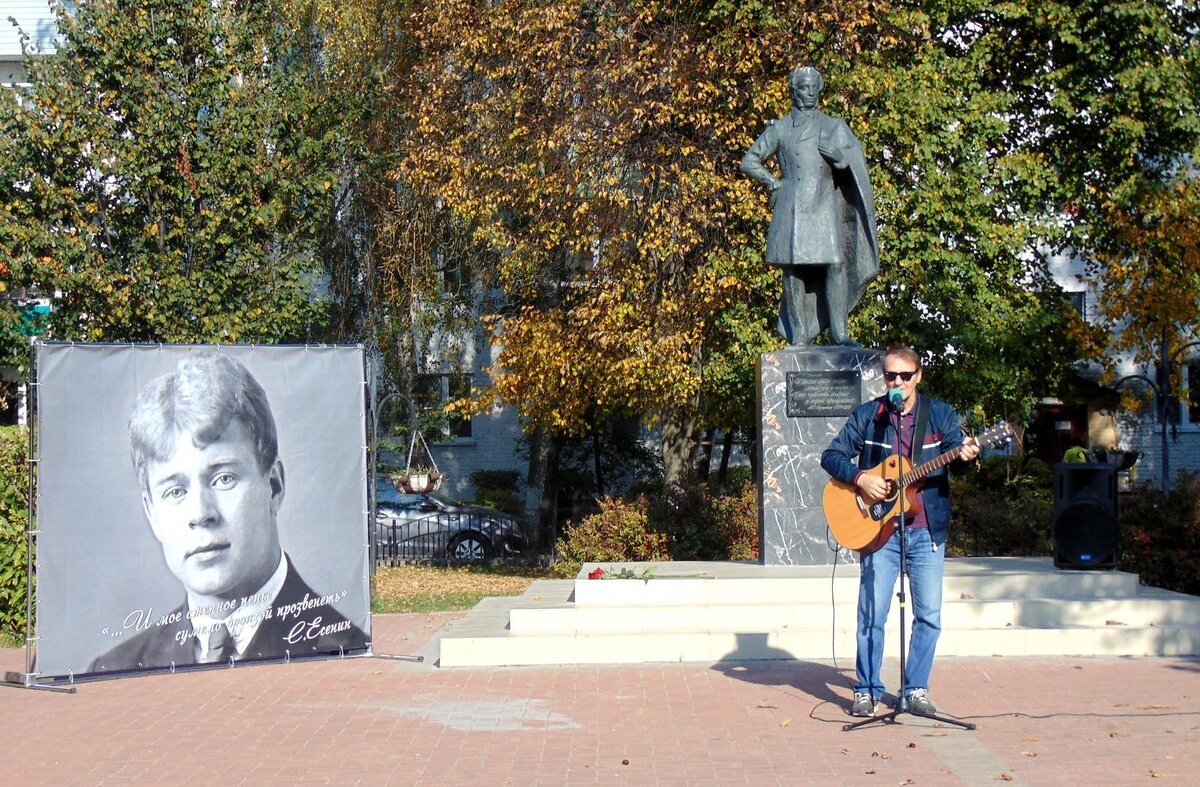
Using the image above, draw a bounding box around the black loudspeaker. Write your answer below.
[1052,463,1118,570]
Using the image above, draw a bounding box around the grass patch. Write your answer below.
[371,564,550,614]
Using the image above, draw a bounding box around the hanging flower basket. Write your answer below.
[390,470,444,495]
[389,431,444,494]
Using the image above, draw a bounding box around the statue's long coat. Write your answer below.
[741,109,879,312]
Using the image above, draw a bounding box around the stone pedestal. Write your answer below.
[757,346,886,565]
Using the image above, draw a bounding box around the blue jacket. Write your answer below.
[820,394,969,546]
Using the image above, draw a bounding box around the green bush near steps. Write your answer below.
[949,454,1200,598]
[948,454,1055,558]
[0,426,30,643]
[552,496,670,578]
[549,453,1200,599]
[1118,472,1200,597]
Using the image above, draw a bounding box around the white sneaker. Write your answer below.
[908,688,936,717]
[850,692,876,717]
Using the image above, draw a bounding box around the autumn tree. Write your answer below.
[401,2,886,493]
[1073,172,1200,398]
[0,0,351,353]
[46,0,1180,523]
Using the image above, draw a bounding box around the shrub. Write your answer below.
[719,465,755,492]
[551,496,669,577]
[1119,472,1200,596]
[645,483,725,561]
[706,482,759,561]
[469,469,525,518]
[553,480,760,575]
[0,426,30,641]
[646,480,759,562]
[948,454,1054,557]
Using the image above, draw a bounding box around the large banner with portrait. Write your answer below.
[33,343,373,681]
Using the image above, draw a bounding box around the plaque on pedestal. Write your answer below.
[757,347,886,565]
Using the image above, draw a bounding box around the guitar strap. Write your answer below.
[912,395,931,462]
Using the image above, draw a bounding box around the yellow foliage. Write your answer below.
[1084,173,1200,388]
[313,0,889,433]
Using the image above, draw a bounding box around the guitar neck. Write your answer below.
[899,445,965,487]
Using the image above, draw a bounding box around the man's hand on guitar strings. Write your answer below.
[855,472,890,504]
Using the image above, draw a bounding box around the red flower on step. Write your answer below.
[587,568,606,580]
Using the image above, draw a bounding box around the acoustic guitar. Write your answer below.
[821,422,1013,554]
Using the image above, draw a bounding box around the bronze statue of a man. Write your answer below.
[741,66,878,346]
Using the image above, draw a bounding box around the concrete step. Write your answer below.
[436,557,1200,667]
[572,559,1141,606]
[507,592,1200,635]
[439,624,1200,667]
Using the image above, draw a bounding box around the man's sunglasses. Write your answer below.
[883,370,918,382]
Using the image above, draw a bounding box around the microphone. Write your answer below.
[886,388,904,411]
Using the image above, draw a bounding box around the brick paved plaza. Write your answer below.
[3,612,1198,785]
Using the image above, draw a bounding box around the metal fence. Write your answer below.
[373,510,524,566]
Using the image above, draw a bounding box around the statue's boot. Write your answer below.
[826,275,860,347]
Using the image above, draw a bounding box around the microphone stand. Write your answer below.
[844,396,975,732]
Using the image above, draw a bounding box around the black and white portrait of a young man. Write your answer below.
[32,344,372,680]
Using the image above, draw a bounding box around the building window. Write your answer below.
[416,372,473,441]
[1186,361,1200,428]
[441,253,468,294]
[1063,290,1086,320]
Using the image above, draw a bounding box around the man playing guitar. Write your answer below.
[820,346,980,719]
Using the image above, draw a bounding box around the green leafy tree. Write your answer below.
[0,0,350,352]
[832,2,1199,426]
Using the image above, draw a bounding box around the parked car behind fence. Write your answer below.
[374,479,524,564]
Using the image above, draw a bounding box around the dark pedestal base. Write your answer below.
[757,346,885,565]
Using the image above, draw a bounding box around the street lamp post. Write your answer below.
[369,390,413,570]
[1110,373,1165,489]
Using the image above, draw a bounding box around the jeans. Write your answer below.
[854,525,944,699]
